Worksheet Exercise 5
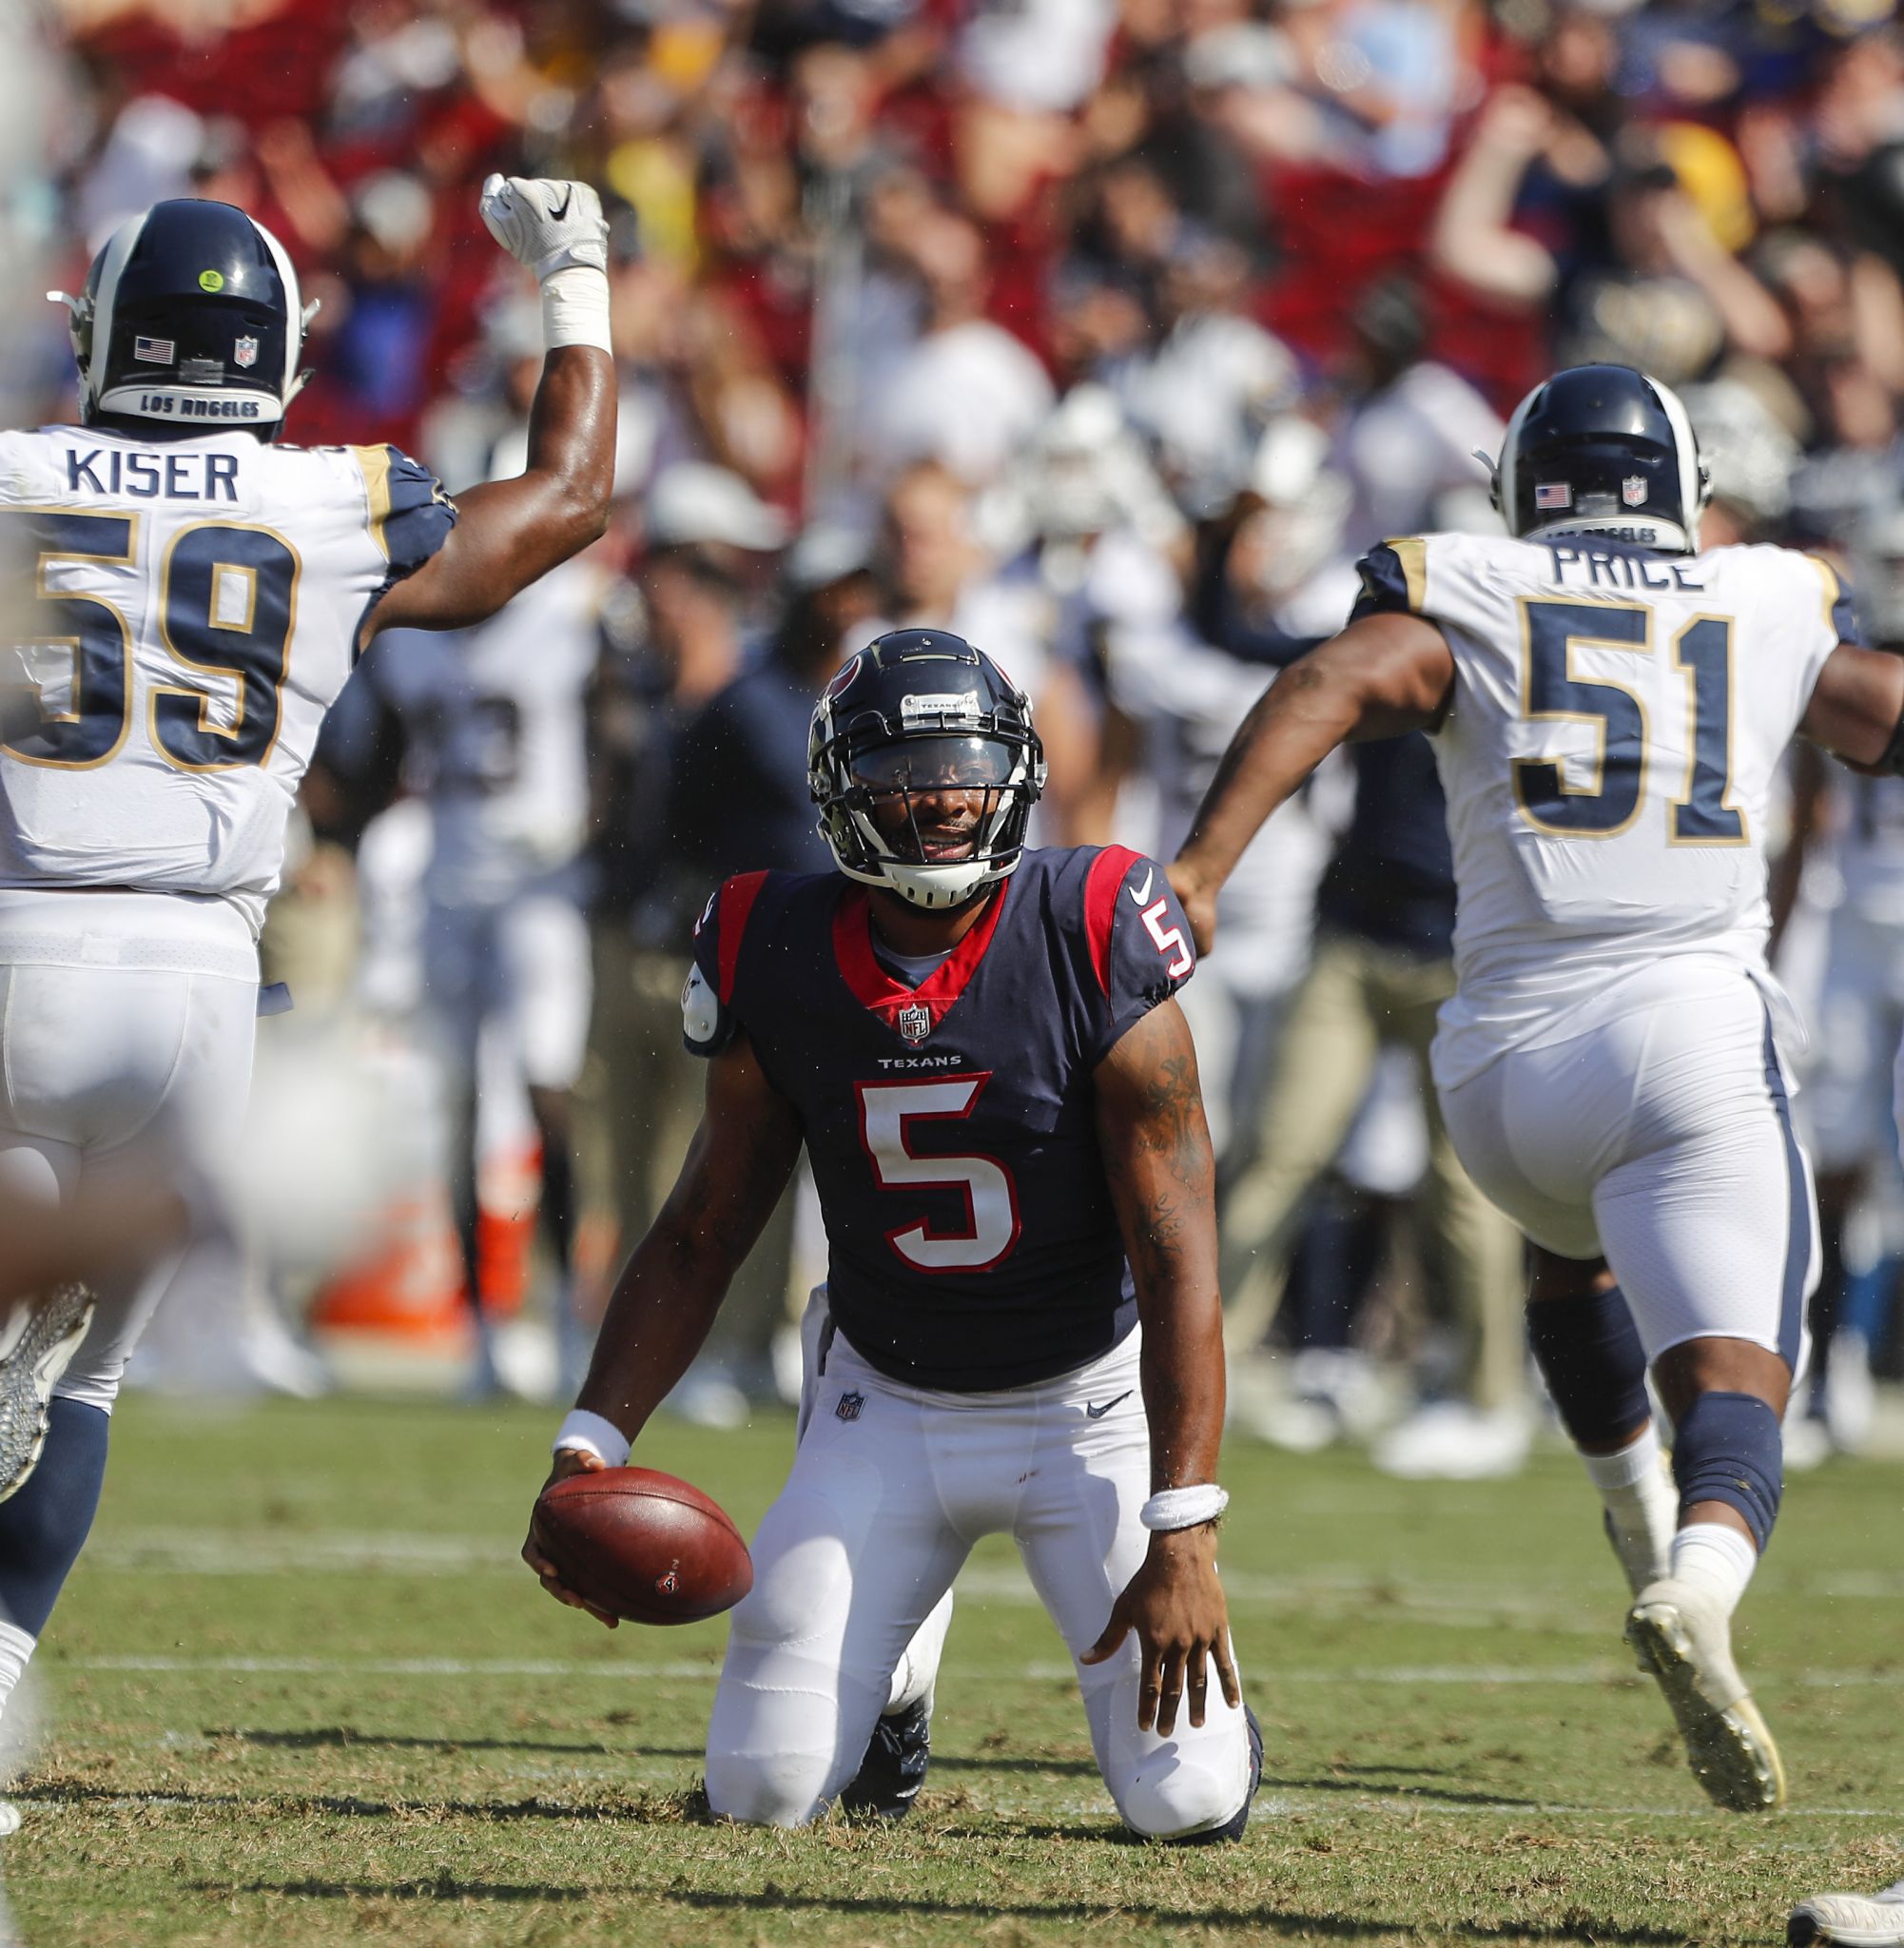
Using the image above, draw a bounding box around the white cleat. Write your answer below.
[1789,1880,1904,1946]
[1624,1577,1784,1812]
[0,1282,94,1504]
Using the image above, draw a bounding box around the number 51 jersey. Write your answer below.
[1355,532,1854,1088]
[684,846,1198,1392]
[0,424,455,930]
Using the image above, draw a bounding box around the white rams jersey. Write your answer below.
[368,556,602,905]
[1353,531,1853,1086]
[0,423,455,930]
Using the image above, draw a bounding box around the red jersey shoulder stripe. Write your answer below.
[716,870,770,1004]
[1083,846,1143,996]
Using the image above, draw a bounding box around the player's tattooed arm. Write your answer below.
[362,343,616,643]
[1170,610,1455,953]
[1085,999,1241,1735]
[569,1031,802,1449]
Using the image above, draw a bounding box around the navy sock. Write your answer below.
[1672,1390,1782,1551]
[0,1398,109,1637]
[1526,1285,1651,1449]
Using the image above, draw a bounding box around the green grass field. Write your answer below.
[5,1393,1900,1947]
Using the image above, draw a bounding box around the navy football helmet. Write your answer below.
[51,199,318,434]
[809,630,1047,909]
[1488,364,1711,555]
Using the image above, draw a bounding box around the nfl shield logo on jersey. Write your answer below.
[835,1391,865,1423]
[1622,475,1648,506]
[897,1003,931,1045]
[233,335,259,369]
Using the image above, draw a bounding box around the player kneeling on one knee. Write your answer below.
[524,631,1261,1841]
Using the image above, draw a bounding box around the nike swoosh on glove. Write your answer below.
[479,175,609,282]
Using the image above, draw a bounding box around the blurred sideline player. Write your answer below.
[1772,507,1904,1456]
[351,543,606,1396]
[1171,364,1904,1814]
[0,178,615,1817]
[525,630,1261,1841]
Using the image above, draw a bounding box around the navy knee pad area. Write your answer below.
[1526,1286,1651,1449]
[0,1397,110,1637]
[1672,1390,1783,1551]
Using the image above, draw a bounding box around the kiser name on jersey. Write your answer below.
[681,846,1197,1393]
[62,444,243,498]
[0,426,456,929]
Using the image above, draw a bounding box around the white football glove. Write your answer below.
[479,175,609,283]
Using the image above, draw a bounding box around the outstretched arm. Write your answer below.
[365,178,616,642]
[1080,998,1237,1736]
[1799,641,1904,769]
[1170,610,1454,952]
[523,1031,803,1623]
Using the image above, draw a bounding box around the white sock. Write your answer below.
[1581,1426,1677,1594]
[0,1622,33,1724]
[885,1588,953,1717]
[1669,1521,1758,1618]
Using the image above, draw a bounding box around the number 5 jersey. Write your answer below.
[683,847,1197,1392]
[1353,532,1856,1090]
[0,425,455,929]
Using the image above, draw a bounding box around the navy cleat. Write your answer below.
[1158,1704,1263,1846]
[840,1695,931,1820]
[0,1283,94,1505]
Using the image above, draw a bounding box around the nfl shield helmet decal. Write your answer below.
[897,1002,932,1045]
[835,1391,865,1423]
[1622,474,1648,506]
[234,335,260,369]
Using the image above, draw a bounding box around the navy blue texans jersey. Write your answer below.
[685,846,1197,1390]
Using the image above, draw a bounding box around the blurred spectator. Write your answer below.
[672,527,880,882]
[862,458,1099,839]
[863,210,1057,485]
[1330,275,1506,551]
[1218,725,1530,1478]
[583,464,792,1424]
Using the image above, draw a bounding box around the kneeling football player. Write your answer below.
[525,629,1261,1838]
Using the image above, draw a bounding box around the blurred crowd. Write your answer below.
[19,0,1904,1471]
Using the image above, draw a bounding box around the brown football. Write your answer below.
[534,1467,753,1626]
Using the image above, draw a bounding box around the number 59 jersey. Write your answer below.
[682,846,1198,1393]
[0,425,456,930]
[1354,532,1854,1088]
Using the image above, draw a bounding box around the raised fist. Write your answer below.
[479,175,609,282]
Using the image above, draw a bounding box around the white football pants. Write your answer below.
[0,889,258,1410]
[1439,958,1817,1370]
[705,1314,1253,1836]
[421,887,592,1092]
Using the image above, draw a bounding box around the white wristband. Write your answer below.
[540,264,612,353]
[1140,1485,1229,1532]
[554,1409,630,1469]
